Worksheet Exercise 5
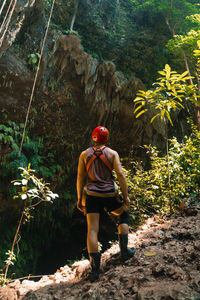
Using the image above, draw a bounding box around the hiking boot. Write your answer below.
[88,252,101,282]
[119,234,136,262]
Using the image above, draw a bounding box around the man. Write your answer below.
[77,126,135,282]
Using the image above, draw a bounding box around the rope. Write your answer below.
[19,0,56,155]
[0,0,8,17]
[0,0,17,48]
[0,0,14,35]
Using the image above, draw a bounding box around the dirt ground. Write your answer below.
[0,200,200,300]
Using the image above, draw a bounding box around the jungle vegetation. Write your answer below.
[0,0,200,282]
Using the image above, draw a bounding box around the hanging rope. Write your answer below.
[0,0,14,34]
[0,0,17,48]
[0,0,8,17]
[19,0,56,155]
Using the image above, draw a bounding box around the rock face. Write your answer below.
[0,200,199,300]
[0,0,164,159]
[43,34,164,151]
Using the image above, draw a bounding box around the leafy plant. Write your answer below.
[27,53,40,69]
[0,120,62,181]
[167,32,200,129]
[63,29,79,36]
[0,120,75,278]
[194,39,200,82]
[2,164,58,284]
[130,0,200,35]
[126,122,200,222]
[0,121,26,149]
[133,64,195,211]
[134,64,192,123]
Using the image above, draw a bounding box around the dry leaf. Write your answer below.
[144,252,157,257]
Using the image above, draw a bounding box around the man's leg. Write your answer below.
[118,222,129,234]
[86,213,100,253]
[111,204,129,234]
[111,200,136,262]
[118,209,136,262]
[86,213,101,281]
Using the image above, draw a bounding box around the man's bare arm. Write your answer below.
[76,151,87,211]
[113,151,130,206]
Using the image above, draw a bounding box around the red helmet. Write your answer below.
[92,126,109,143]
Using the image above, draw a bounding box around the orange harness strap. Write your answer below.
[86,146,113,173]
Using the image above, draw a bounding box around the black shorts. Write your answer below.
[85,194,123,214]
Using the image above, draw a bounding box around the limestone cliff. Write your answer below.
[0,0,164,159]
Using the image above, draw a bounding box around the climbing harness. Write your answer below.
[86,146,113,173]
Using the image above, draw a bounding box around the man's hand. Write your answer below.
[77,200,85,213]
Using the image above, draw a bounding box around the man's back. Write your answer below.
[85,146,115,192]
[81,146,118,169]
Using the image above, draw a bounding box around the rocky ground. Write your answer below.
[0,201,200,300]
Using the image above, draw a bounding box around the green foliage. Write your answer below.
[194,40,200,75]
[0,73,14,89]
[1,164,58,283]
[12,164,58,206]
[50,0,170,85]
[171,122,200,193]
[44,0,199,86]
[166,35,200,129]
[167,30,200,71]
[0,120,77,279]
[27,53,40,69]
[134,64,193,125]
[0,121,28,179]
[133,63,199,212]
[63,30,79,36]
[4,251,16,267]
[98,242,103,253]
[0,121,26,147]
[186,14,200,31]
[0,120,62,181]
[44,0,53,7]
[126,123,200,221]
[50,23,80,37]
[130,0,200,34]
[194,40,200,58]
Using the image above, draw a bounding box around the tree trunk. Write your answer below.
[182,51,200,131]
[195,104,200,131]
[70,0,79,32]
[165,121,172,213]
[195,65,200,131]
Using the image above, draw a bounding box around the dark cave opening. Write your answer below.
[35,211,118,275]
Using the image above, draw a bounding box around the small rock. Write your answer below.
[151,263,165,277]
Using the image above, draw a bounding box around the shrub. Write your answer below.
[125,124,200,223]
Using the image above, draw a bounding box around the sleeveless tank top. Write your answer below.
[86,146,115,192]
